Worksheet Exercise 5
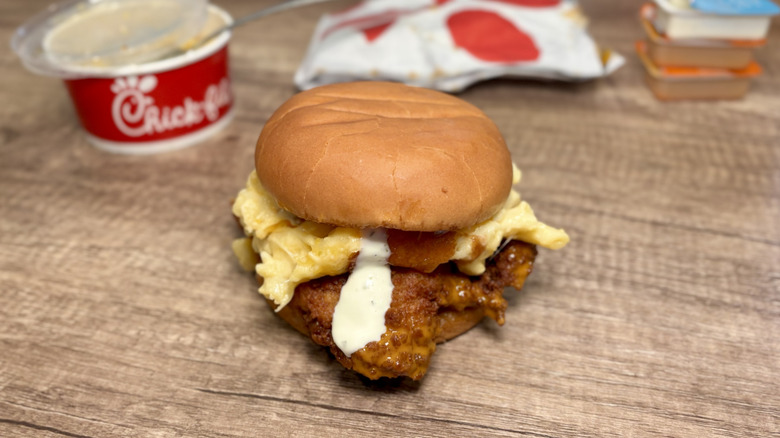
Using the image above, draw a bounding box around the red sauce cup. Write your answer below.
[14,3,234,154]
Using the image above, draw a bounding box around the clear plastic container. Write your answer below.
[636,41,762,100]
[13,0,207,78]
[640,3,765,69]
[652,0,775,40]
[12,2,235,154]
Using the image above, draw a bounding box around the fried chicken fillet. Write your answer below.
[276,240,536,380]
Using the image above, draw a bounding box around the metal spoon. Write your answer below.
[175,0,336,56]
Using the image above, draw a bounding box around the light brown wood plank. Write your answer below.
[1,0,778,437]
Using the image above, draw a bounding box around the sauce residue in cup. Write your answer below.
[43,0,206,67]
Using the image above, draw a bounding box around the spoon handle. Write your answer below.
[201,0,338,43]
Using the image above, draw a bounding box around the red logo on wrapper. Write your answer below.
[487,0,560,7]
[64,46,233,147]
[447,10,540,63]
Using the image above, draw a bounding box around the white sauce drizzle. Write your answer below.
[331,228,394,357]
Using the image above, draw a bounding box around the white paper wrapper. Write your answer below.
[295,0,624,92]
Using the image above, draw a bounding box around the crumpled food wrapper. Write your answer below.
[295,0,624,92]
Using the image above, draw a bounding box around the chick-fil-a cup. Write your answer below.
[13,0,234,154]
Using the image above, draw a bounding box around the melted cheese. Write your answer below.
[452,165,570,275]
[232,172,360,309]
[232,165,569,309]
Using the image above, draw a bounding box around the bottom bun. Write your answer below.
[434,306,487,343]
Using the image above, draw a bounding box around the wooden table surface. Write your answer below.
[1,1,778,437]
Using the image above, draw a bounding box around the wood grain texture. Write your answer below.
[1,1,778,437]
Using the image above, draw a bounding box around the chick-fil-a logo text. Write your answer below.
[110,75,231,137]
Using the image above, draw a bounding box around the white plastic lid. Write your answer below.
[12,0,207,77]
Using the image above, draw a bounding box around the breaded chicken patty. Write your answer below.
[274,241,537,380]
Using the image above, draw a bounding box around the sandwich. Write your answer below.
[231,81,568,380]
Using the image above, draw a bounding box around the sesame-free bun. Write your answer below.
[255,81,513,231]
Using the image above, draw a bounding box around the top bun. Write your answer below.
[255,81,513,231]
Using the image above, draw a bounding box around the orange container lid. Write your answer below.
[636,40,762,79]
[639,3,767,48]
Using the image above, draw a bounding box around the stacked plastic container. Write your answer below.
[637,0,779,100]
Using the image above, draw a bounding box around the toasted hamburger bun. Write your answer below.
[254,81,514,231]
